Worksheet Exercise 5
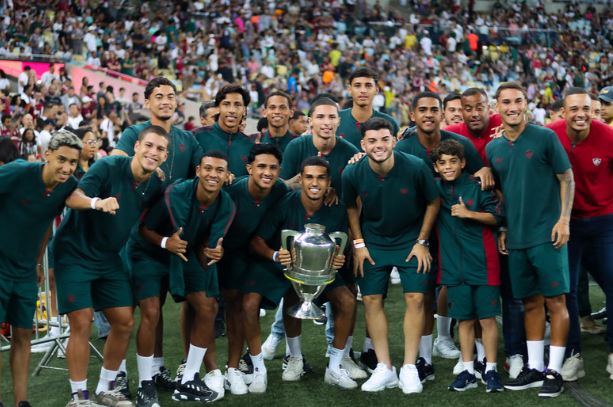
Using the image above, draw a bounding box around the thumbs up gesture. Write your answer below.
[451,197,471,219]
[166,227,189,261]
[204,238,225,265]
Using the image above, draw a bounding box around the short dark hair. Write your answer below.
[200,150,229,167]
[248,143,283,165]
[72,127,94,140]
[462,87,488,100]
[551,99,564,113]
[257,117,268,132]
[412,91,442,111]
[360,117,394,139]
[430,139,465,163]
[300,156,330,176]
[564,87,590,99]
[443,92,462,110]
[495,82,527,101]
[138,125,170,143]
[199,100,216,119]
[0,136,19,164]
[23,66,31,71]
[308,97,339,117]
[144,77,177,100]
[290,111,306,121]
[589,93,599,102]
[264,90,292,109]
[348,67,379,86]
[215,85,251,107]
[311,92,339,105]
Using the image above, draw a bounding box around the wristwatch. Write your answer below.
[416,239,430,247]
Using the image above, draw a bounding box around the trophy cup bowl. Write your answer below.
[281,224,347,319]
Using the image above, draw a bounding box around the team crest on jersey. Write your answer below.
[361,191,369,197]
[593,158,602,166]
[338,167,344,174]
[400,188,408,195]
[466,199,474,207]
[525,150,533,159]
[242,155,247,162]
[22,199,30,205]
[180,144,185,152]
[496,158,502,164]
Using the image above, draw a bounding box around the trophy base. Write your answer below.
[287,301,325,320]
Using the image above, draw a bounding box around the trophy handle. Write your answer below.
[281,229,300,251]
[329,231,348,255]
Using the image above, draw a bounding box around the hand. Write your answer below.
[166,227,188,261]
[498,230,508,255]
[95,197,119,215]
[473,167,495,190]
[225,172,235,185]
[551,221,570,249]
[397,126,416,141]
[36,264,44,287]
[347,152,366,165]
[155,167,166,182]
[324,187,339,206]
[276,248,293,266]
[353,246,375,278]
[407,243,432,273]
[490,125,504,139]
[451,197,472,219]
[332,245,345,269]
[204,237,224,265]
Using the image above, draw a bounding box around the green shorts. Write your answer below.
[357,245,430,297]
[0,277,38,329]
[243,258,345,310]
[447,284,501,320]
[218,252,249,291]
[508,243,569,299]
[54,261,134,314]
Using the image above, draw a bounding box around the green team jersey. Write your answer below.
[342,151,440,250]
[0,161,77,281]
[251,129,301,152]
[395,130,485,177]
[115,121,203,188]
[436,172,504,286]
[279,135,359,195]
[54,156,164,268]
[337,108,400,151]
[486,123,571,249]
[193,123,256,177]
[223,176,290,252]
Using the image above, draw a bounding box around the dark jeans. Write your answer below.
[566,213,613,355]
[500,253,527,357]
[577,266,592,317]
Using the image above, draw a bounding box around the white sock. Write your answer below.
[464,360,475,374]
[363,337,373,352]
[475,338,486,362]
[486,362,497,373]
[137,354,153,387]
[437,316,452,339]
[249,352,266,373]
[151,357,164,376]
[95,368,118,395]
[285,338,290,357]
[70,379,87,394]
[547,346,566,373]
[119,359,127,375]
[328,347,343,373]
[419,334,433,364]
[527,340,545,372]
[182,344,206,384]
[287,335,302,359]
[343,336,353,357]
[50,316,61,337]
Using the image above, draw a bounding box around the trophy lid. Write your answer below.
[304,223,326,233]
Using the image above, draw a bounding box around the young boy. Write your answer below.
[430,140,505,393]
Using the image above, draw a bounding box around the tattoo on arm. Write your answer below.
[556,169,575,220]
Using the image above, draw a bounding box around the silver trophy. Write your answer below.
[281,224,348,319]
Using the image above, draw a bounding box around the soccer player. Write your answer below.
[0,130,82,407]
[441,93,463,129]
[130,150,235,405]
[289,111,308,135]
[545,88,613,382]
[193,85,255,177]
[342,117,440,394]
[487,82,575,398]
[430,140,505,393]
[55,126,170,407]
[252,91,300,152]
[242,157,358,392]
[218,144,289,395]
[337,67,399,151]
[598,86,613,126]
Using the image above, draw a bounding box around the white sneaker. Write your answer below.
[453,356,464,375]
[259,309,267,317]
[561,352,585,382]
[606,353,613,380]
[204,369,225,400]
[505,355,523,380]
[262,334,282,360]
[433,337,461,359]
[341,356,368,379]
[356,287,363,302]
[325,367,358,390]
[224,368,248,395]
[390,267,401,284]
[31,340,55,354]
[282,356,304,381]
[361,363,399,392]
[248,368,267,394]
[399,364,423,394]
[57,338,69,359]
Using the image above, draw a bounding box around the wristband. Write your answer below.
[498,227,507,232]
[558,220,570,226]
[354,243,366,249]
[161,237,169,249]
[353,239,364,244]
[273,251,279,262]
[90,197,100,210]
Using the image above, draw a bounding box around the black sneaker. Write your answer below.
[215,320,225,339]
[113,371,132,399]
[504,367,545,390]
[592,307,607,320]
[538,369,564,398]
[475,357,486,380]
[416,357,435,383]
[136,380,160,407]
[360,348,377,373]
[18,402,32,407]
[172,373,219,402]
[282,355,314,374]
[484,369,504,393]
[448,370,478,391]
[153,366,177,392]
[175,358,187,384]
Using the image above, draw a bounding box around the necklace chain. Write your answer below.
[167,132,176,180]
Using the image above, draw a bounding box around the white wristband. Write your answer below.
[354,243,366,249]
[161,237,169,249]
[90,197,100,210]
[273,251,279,262]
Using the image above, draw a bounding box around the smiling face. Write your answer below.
[264,95,292,130]
[133,132,169,174]
[434,153,465,182]
[299,165,330,201]
[361,127,396,164]
[309,104,340,141]
[443,98,463,126]
[145,84,177,121]
[496,88,527,127]
[44,145,80,184]
[196,156,228,193]
[562,94,592,133]
[81,131,97,160]
[247,153,281,191]
[411,97,442,135]
[218,92,246,133]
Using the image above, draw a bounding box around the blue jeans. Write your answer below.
[270,300,334,347]
[566,213,613,355]
[93,311,110,339]
[500,253,527,357]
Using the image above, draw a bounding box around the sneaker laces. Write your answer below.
[102,388,128,400]
[114,374,132,392]
[438,339,457,352]
[176,363,186,379]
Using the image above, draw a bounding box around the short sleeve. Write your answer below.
[114,126,139,155]
[463,138,486,175]
[143,197,171,232]
[256,201,286,241]
[341,165,358,204]
[547,131,572,174]
[0,160,26,196]
[279,140,300,181]
[78,159,110,197]
[419,161,441,202]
